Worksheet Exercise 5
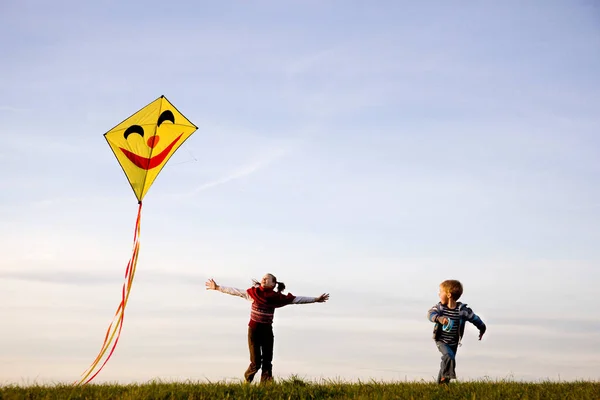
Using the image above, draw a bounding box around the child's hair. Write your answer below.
[252,273,286,292]
[440,279,463,300]
[276,281,286,292]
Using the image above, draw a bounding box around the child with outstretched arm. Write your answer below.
[206,273,329,383]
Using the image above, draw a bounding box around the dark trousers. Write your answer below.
[436,341,459,383]
[244,324,274,383]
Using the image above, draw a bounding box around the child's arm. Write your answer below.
[463,305,487,340]
[292,293,329,304]
[205,278,252,301]
[427,303,446,324]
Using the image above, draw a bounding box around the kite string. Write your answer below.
[169,144,198,165]
[74,201,143,386]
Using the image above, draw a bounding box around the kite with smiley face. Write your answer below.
[75,96,198,385]
[105,95,198,202]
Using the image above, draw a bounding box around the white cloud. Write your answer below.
[190,147,289,194]
[0,106,28,112]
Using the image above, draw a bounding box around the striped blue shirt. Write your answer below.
[438,304,461,345]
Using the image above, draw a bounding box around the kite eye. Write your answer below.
[124,125,145,140]
[157,110,175,127]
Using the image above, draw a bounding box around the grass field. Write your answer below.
[1,377,598,400]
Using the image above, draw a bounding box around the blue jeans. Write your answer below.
[436,341,458,383]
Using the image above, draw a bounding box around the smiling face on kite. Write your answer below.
[104,96,197,202]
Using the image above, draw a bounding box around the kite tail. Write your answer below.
[74,201,143,386]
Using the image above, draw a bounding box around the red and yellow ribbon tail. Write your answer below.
[74,202,143,386]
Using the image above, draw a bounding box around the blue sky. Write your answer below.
[1,0,599,384]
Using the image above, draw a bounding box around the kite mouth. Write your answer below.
[120,134,183,170]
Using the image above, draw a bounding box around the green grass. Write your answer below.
[1,377,598,400]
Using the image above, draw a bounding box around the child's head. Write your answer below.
[438,279,463,304]
[254,273,286,292]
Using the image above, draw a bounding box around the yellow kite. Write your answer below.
[75,96,198,385]
[105,95,198,202]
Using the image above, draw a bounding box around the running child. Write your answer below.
[427,279,486,384]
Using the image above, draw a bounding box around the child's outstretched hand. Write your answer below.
[205,278,219,291]
[437,317,449,325]
[316,293,330,303]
